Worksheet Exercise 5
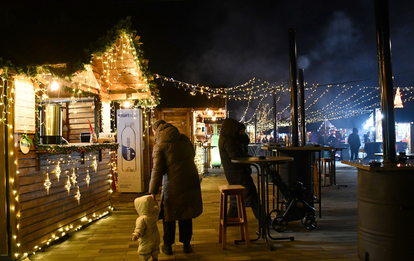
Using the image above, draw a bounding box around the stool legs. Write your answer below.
[239,195,250,247]
[219,191,250,249]
[322,160,332,186]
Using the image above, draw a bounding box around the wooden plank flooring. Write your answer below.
[27,162,358,261]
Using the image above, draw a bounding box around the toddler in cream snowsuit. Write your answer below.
[131,195,160,261]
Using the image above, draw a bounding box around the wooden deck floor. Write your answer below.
[28,162,358,261]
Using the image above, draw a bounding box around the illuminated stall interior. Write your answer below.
[193,108,226,169]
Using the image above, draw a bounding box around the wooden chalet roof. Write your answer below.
[0,17,159,106]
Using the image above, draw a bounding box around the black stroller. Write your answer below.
[266,167,317,232]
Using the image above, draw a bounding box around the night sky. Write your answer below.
[2,0,414,128]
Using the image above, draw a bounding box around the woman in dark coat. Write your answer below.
[219,118,259,219]
[149,120,203,255]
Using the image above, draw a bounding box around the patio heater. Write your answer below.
[375,0,396,163]
[356,1,413,260]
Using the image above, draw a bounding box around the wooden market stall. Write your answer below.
[0,18,159,260]
[150,82,226,175]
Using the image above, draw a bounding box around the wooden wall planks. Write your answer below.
[14,142,113,253]
[68,101,95,143]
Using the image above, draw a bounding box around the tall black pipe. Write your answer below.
[374,0,397,163]
[299,69,306,146]
[273,88,277,142]
[373,104,377,142]
[254,114,257,143]
[289,28,299,147]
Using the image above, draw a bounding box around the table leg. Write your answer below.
[331,149,347,188]
[258,163,294,251]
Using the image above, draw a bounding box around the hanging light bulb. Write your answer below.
[51,81,59,91]
[123,100,131,108]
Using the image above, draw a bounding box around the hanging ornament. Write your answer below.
[92,156,98,173]
[44,173,52,195]
[65,176,71,195]
[85,169,91,188]
[55,161,61,182]
[75,186,81,205]
[71,168,77,186]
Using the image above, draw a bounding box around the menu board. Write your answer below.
[14,81,36,132]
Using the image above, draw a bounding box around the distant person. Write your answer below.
[132,195,160,261]
[149,120,203,255]
[364,131,370,143]
[318,131,325,146]
[348,128,361,160]
[219,118,259,219]
[327,133,339,147]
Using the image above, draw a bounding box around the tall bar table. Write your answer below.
[232,156,294,251]
[202,145,216,177]
[272,146,336,218]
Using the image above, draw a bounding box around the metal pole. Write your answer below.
[373,104,377,142]
[254,113,257,143]
[299,69,306,146]
[273,88,277,142]
[374,0,397,163]
[289,28,299,147]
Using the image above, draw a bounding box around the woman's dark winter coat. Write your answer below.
[149,122,203,222]
[219,118,258,209]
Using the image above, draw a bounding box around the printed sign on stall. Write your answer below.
[116,109,143,192]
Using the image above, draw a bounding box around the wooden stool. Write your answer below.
[321,158,332,186]
[218,185,250,249]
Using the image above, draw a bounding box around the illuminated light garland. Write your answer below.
[307,88,380,120]
[194,142,204,175]
[154,74,290,100]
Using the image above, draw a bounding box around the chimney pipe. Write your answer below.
[299,69,306,146]
[289,28,299,147]
[374,0,397,163]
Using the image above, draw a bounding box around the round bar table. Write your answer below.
[232,156,294,251]
[202,145,216,176]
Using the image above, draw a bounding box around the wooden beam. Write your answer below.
[109,92,151,101]
[0,78,8,255]
[108,88,149,94]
